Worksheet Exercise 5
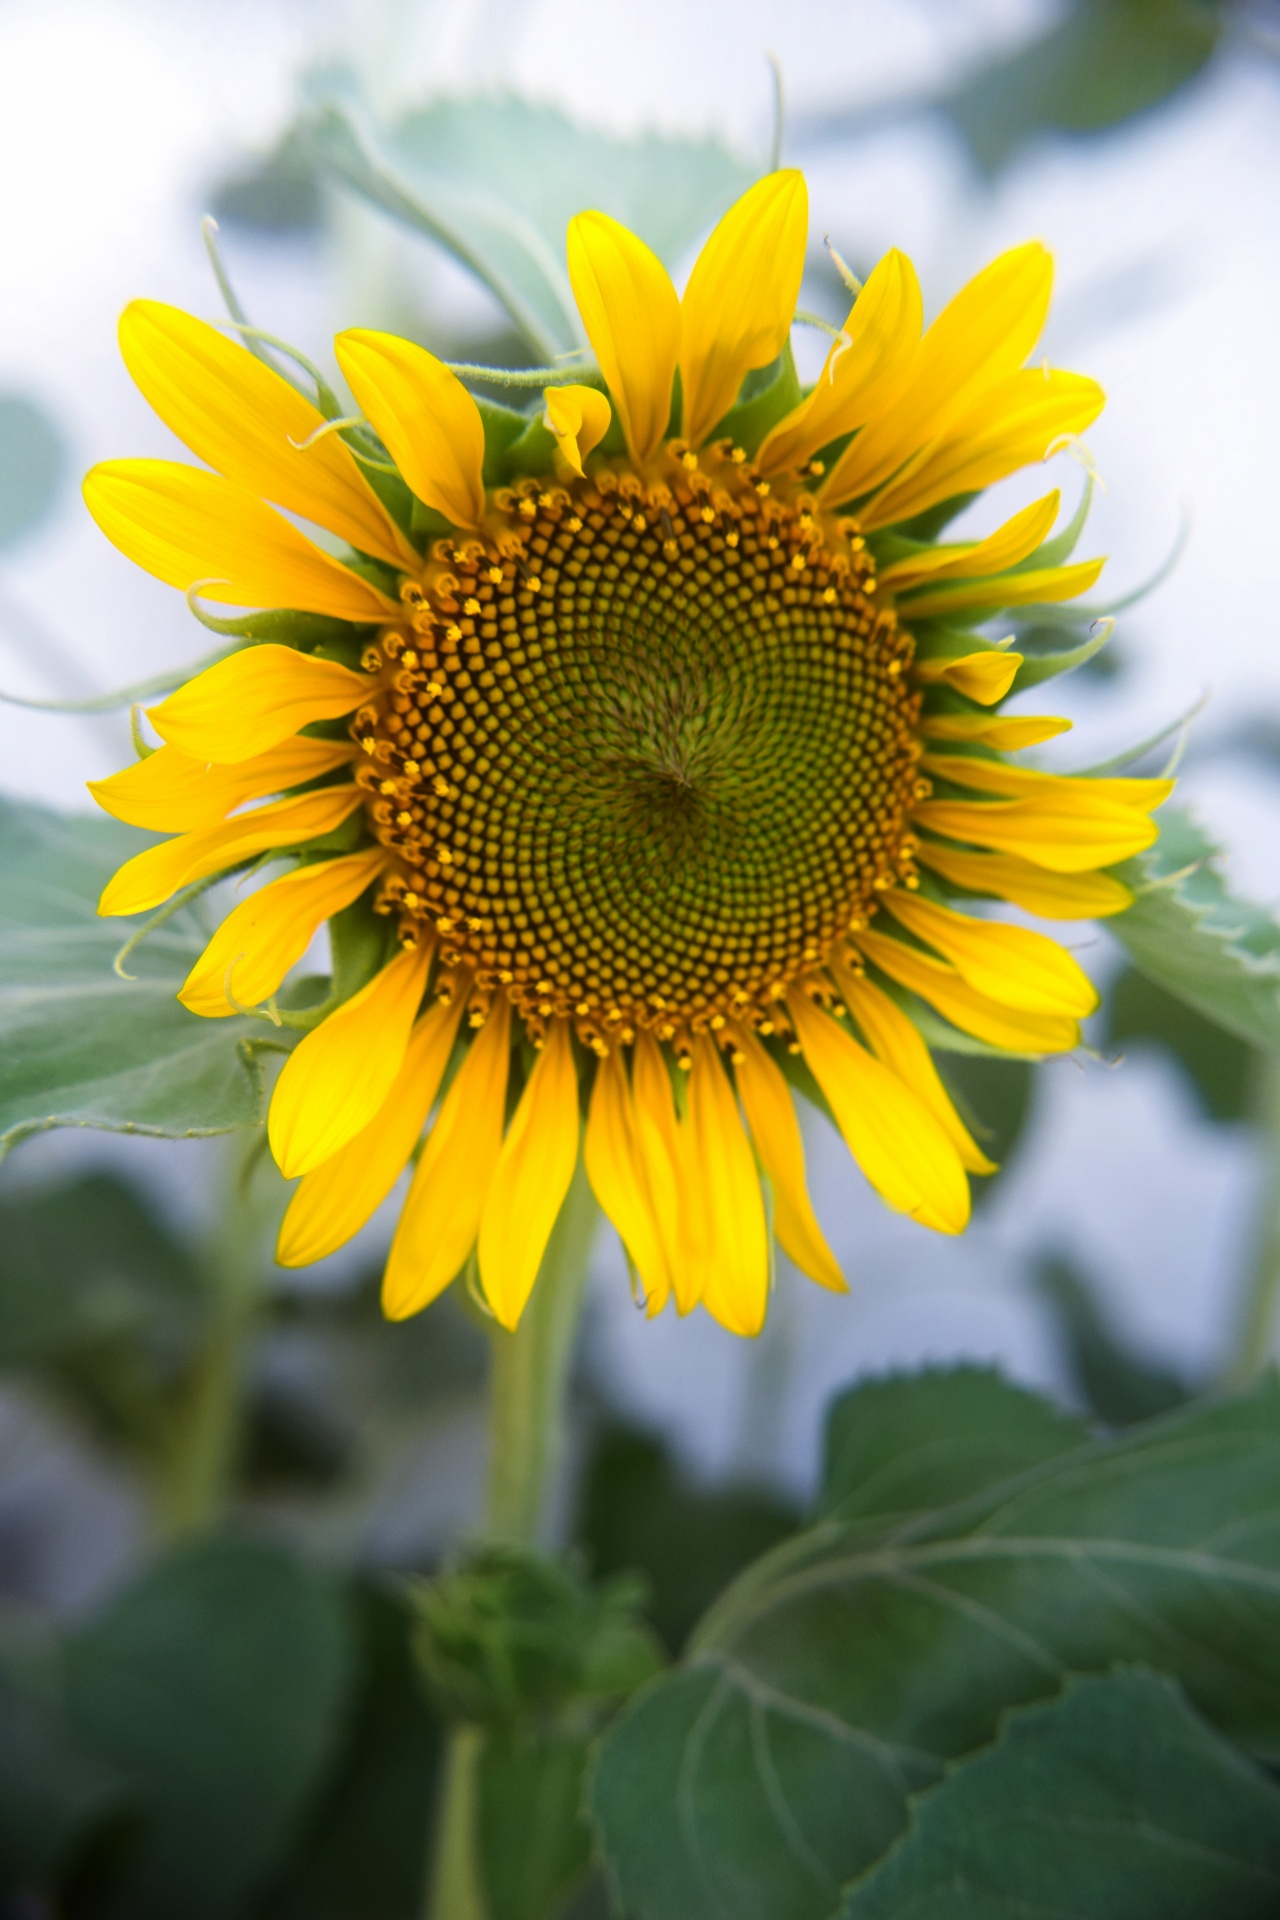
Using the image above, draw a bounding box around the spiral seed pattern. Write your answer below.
[352,455,922,1040]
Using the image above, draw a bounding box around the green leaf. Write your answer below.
[0,393,65,548]
[579,1424,798,1655]
[0,798,278,1158]
[1036,1254,1194,1427]
[840,1669,1280,1919]
[1104,962,1256,1122]
[818,1366,1089,1522]
[934,1053,1035,1201]
[591,1375,1280,1920]
[256,1585,440,1920]
[479,1727,594,1920]
[212,129,322,234]
[0,1635,130,1891]
[300,79,755,358]
[1110,807,1280,1052]
[943,0,1223,175]
[64,1537,353,1920]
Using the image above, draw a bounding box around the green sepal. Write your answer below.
[710,346,802,457]
[503,410,561,481]
[909,622,1018,665]
[328,893,398,1007]
[185,605,377,653]
[476,395,535,485]
[886,491,980,543]
[410,497,455,544]
[1009,613,1114,690]
[1109,807,1280,1052]
[356,461,418,540]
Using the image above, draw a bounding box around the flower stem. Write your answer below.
[1229,1052,1280,1382]
[425,1155,599,1920]
[156,1130,272,1534]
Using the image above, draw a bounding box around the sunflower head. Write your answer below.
[84,169,1170,1338]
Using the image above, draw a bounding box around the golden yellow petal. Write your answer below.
[758,248,922,476]
[884,889,1098,1017]
[913,651,1023,705]
[830,962,995,1175]
[686,1033,770,1336]
[916,842,1133,919]
[97,785,361,917]
[147,645,372,765]
[382,995,512,1320]
[914,796,1158,872]
[922,753,1173,812]
[679,170,808,450]
[334,330,487,531]
[268,940,432,1179]
[730,1024,846,1293]
[900,556,1103,621]
[88,735,356,832]
[277,995,466,1268]
[821,242,1054,505]
[478,1020,582,1330]
[543,384,612,478]
[179,849,385,1017]
[879,491,1060,593]
[630,1030,688,1311]
[920,713,1071,752]
[83,461,398,621]
[119,301,417,570]
[861,369,1105,530]
[584,1047,671,1315]
[853,926,1080,1055]
[787,990,970,1234]
[566,211,679,465]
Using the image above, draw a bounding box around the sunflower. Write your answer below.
[83,170,1169,1338]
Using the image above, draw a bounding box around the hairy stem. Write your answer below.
[1230,1052,1280,1381]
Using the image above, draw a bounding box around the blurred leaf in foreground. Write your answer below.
[840,1668,1280,1919]
[0,798,277,1157]
[943,0,1225,174]
[1105,961,1256,1123]
[0,393,66,548]
[592,1371,1280,1920]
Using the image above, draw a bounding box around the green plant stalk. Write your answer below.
[1230,1051,1280,1381]
[156,1130,272,1533]
[426,1153,600,1920]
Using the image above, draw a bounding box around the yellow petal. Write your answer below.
[584,1047,671,1315]
[147,645,372,765]
[679,171,808,450]
[822,242,1054,505]
[854,926,1079,1055]
[913,651,1023,705]
[268,939,432,1178]
[88,735,356,832]
[382,996,512,1320]
[98,785,361,917]
[277,994,466,1268]
[879,492,1060,593]
[686,1033,770,1336]
[759,248,922,476]
[334,330,487,531]
[730,1024,845,1293]
[479,1020,582,1330]
[884,890,1098,1018]
[900,556,1103,620]
[920,713,1071,752]
[179,849,385,1017]
[916,842,1133,919]
[861,369,1105,530]
[922,753,1173,812]
[543,384,612,478]
[914,797,1158,872]
[630,1031,689,1310]
[566,211,679,465]
[83,461,398,621]
[119,301,417,570]
[830,961,995,1175]
[787,990,970,1234]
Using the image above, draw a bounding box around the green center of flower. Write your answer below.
[354,458,922,1039]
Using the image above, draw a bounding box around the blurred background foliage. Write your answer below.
[2,0,1280,1913]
